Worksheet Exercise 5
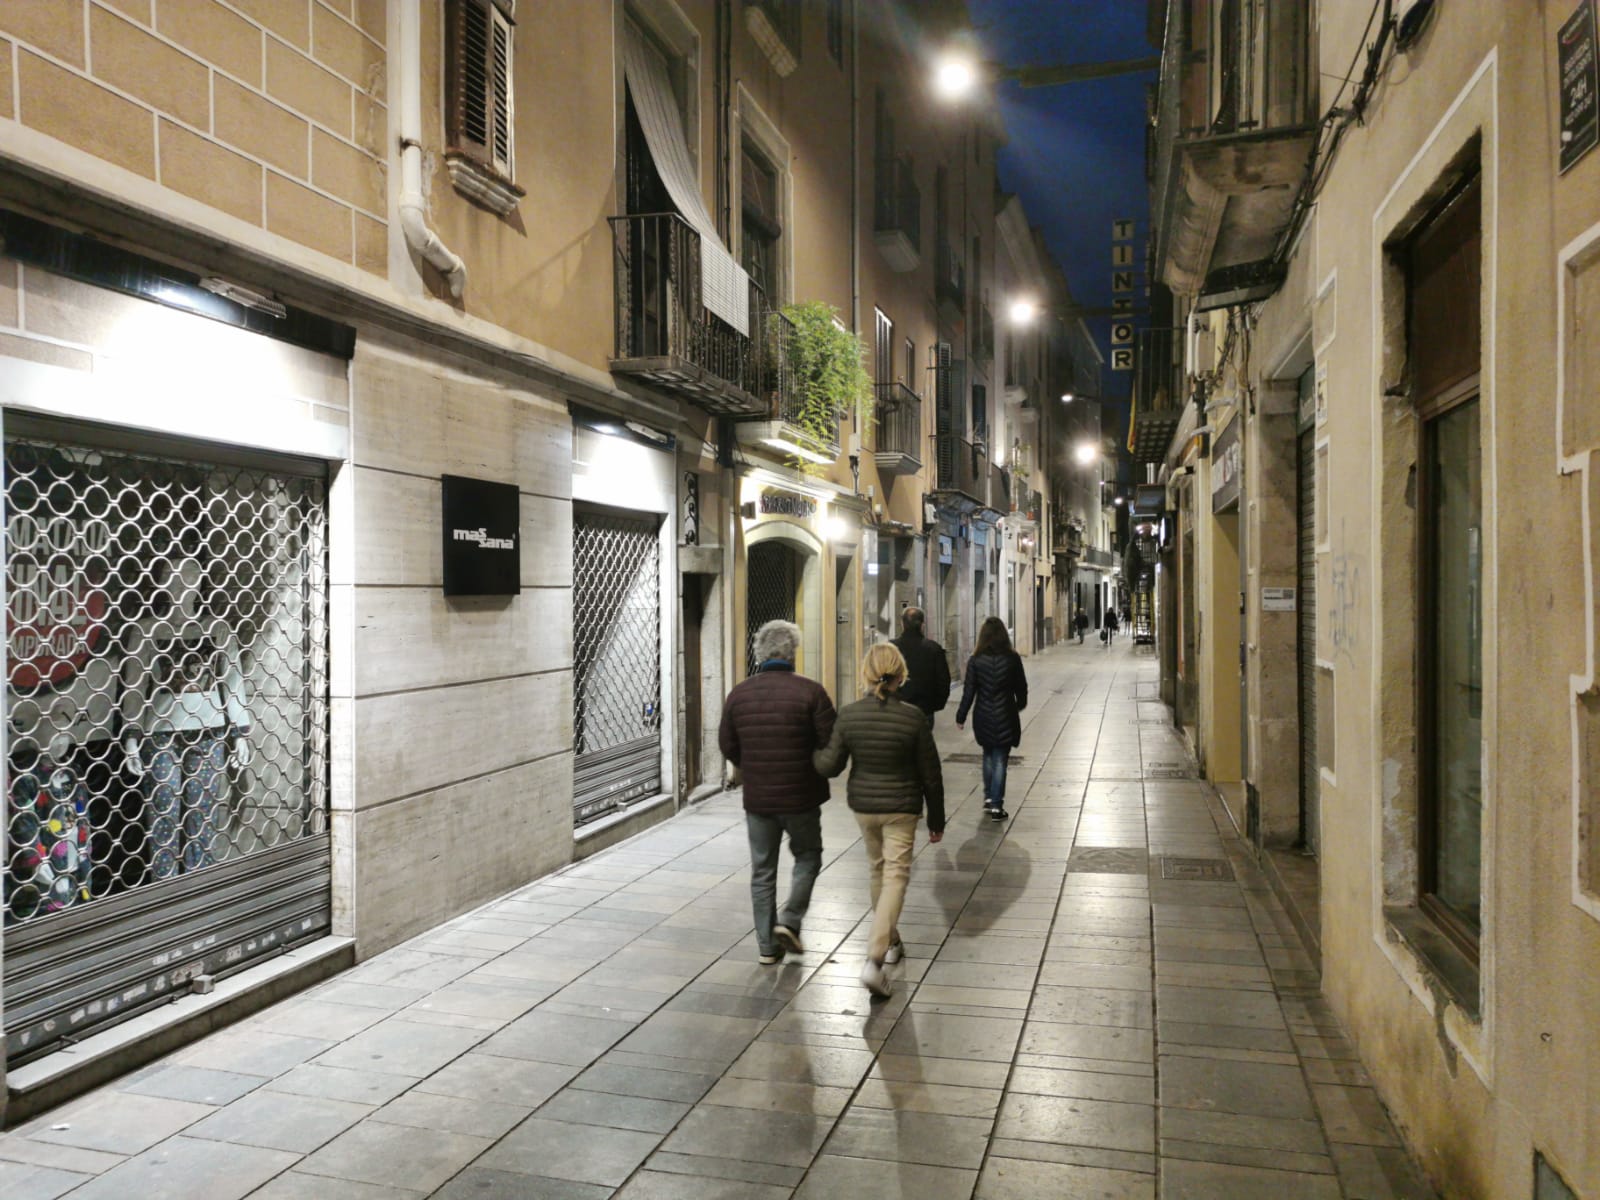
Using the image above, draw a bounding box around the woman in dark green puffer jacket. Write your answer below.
[814,643,945,999]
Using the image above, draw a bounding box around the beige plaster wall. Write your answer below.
[1260,4,1600,1195]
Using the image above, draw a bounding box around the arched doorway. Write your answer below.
[744,525,824,679]
[747,540,801,674]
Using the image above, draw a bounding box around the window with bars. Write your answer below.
[447,0,516,185]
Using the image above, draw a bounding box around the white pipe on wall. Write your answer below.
[397,0,466,298]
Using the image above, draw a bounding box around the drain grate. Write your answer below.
[945,753,1024,765]
[1067,847,1149,874]
[1159,857,1234,882]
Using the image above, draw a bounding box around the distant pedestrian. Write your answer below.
[719,620,836,964]
[813,643,945,999]
[891,606,952,725]
[1074,608,1090,643]
[956,617,1028,822]
[1104,608,1120,642]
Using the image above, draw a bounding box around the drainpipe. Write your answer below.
[397,0,466,298]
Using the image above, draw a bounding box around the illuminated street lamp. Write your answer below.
[934,53,980,100]
[1008,298,1040,325]
[932,47,1161,102]
[1061,392,1075,403]
[1074,442,1099,466]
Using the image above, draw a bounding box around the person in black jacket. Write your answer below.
[890,606,951,724]
[719,620,836,964]
[813,642,944,999]
[955,616,1028,822]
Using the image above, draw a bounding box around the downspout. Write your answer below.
[397,0,466,298]
[849,0,860,338]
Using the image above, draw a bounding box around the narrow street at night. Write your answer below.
[2,642,1431,1198]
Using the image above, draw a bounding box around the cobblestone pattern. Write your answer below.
[0,642,1438,1199]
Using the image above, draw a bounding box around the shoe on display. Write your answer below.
[860,958,893,998]
[884,940,905,965]
[773,925,805,956]
[758,951,782,965]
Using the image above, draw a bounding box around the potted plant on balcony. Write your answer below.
[777,301,872,473]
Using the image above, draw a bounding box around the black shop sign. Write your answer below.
[1560,0,1599,173]
[442,474,521,596]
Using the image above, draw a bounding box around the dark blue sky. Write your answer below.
[967,0,1154,404]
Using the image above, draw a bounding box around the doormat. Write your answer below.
[1159,857,1234,882]
[1067,846,1148,874]
[946,753,1024,765]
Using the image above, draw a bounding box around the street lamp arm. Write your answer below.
[1003,56,1162,87]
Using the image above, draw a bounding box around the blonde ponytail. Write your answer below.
[859,642,908,703]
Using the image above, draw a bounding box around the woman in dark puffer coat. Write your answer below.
[955,616,1028,822]
[813,643,944,1000]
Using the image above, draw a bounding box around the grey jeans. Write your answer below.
[746,808,823,955]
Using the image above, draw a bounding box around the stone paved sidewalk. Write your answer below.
[0,640,1437,1199]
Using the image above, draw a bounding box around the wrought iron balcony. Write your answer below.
[735,306,844,464]
[1131,324,1187,464]
[609,212,777,419]
[1053,522,1084,557]
[1010,487,1042,525]
[872,382,922,475]
[936,239,966,325]
[746,0,801,76]
[977,302,995,361]
[1150,0,1314,308]
[932,433,998,514]
[873,155,921,273]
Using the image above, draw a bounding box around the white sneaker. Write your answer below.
[860,959,892,998]
[773,925,805,956]
[884,941,905,965]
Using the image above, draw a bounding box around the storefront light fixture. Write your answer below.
[757,435,834,466]
[825,514,852,543]
[1061,392,1075,403]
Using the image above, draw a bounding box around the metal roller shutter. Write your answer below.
[3,432,330,1064]
[572,507,663,823]
[1297,428,1319,853]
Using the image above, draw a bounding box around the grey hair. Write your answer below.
[752,619,802,664]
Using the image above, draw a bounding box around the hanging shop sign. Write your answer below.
[442,474,521,596]
[1559,0,1599,173]
[1211,419,1242,513]
[758,487,818,520]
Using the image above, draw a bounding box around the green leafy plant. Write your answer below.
[775,301,872,470]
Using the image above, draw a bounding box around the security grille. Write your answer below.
[746,540,797,675]
[573,508,662,823]
[1298,427,1319,853]
[3,433,329,1062]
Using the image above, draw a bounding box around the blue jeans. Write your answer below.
[982,746,1010,806]
[746,809,823,955]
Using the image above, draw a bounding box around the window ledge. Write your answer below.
[446,152,525,216]
[1384,905,1481,1020]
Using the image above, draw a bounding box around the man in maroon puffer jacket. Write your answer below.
[719,619,836,964]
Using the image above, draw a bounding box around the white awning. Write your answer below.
[622,25,750,336]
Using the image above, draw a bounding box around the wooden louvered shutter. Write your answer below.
[446,0,514,180]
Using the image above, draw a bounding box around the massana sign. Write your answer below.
[442,474,521,596]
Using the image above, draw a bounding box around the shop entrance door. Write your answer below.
[3,427,331,1064]
[834,553,856,706]
[746,540,799,675]
[573,506,663,824]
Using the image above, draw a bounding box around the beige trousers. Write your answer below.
[854,811,920,963]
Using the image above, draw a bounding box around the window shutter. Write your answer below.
[446,0,514,180]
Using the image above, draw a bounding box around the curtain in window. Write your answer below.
[622,24,749,335]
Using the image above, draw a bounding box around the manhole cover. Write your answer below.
[1067,847,1148,874]
[1159,857,1234,882]
[946,753,1024,764]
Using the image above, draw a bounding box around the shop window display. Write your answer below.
[4,438,329,927]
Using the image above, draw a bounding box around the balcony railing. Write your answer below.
[1053,522,1084,556]
[745,0,801,76]
[977,302,995,361]
[609,212,781,419]
[1131,325,1185,464]
[872,381,922,475]
[736,304,844,462]
[936,239,966,323]
[873,156,921,272]
[1011,487,1041,523]
[932,433,995,511]
[1150,0,1314,305]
